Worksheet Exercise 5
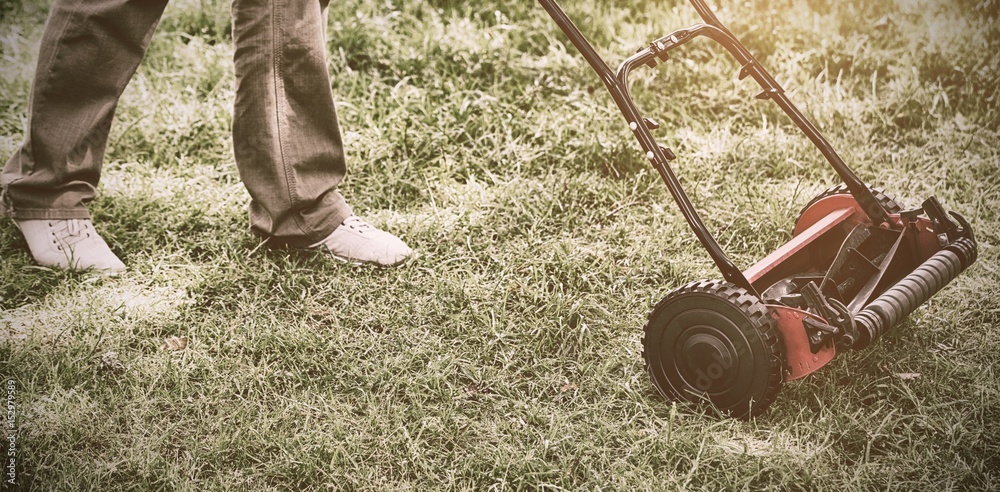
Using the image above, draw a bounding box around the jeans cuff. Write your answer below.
[1,206,92,220]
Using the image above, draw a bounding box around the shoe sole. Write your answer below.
[323,250,417,268]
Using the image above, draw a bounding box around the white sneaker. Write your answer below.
[14,219,126,273]
[309,215,414,267]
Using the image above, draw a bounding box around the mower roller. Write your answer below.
[539,0,978,418]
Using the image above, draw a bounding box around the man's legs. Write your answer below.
[3,0,413,269]
[231,0,351,246]
[0,0,168,271]
[231,0,412,264]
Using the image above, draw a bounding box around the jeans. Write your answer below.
[1,0,352,247]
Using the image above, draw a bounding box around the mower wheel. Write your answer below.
[642,280,784,419]
[795,184,903,231]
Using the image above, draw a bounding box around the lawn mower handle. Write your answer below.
[537,0,896,294]
[537,0,757,294]
[689,0,732,35]
[664,0,893,229]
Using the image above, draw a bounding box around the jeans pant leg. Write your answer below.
[0,0,169,220]
[232,0,352,247]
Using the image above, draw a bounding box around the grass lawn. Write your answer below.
[1,0,998,489]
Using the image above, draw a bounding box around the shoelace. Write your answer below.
[341,215,374,234]
[50,219,93,250]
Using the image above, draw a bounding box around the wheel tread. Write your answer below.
[798,183,904,220]
[642,279,785,418]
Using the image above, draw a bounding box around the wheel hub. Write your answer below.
[676,328,739,393]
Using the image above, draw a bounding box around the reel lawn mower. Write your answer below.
[539,0,978,418]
